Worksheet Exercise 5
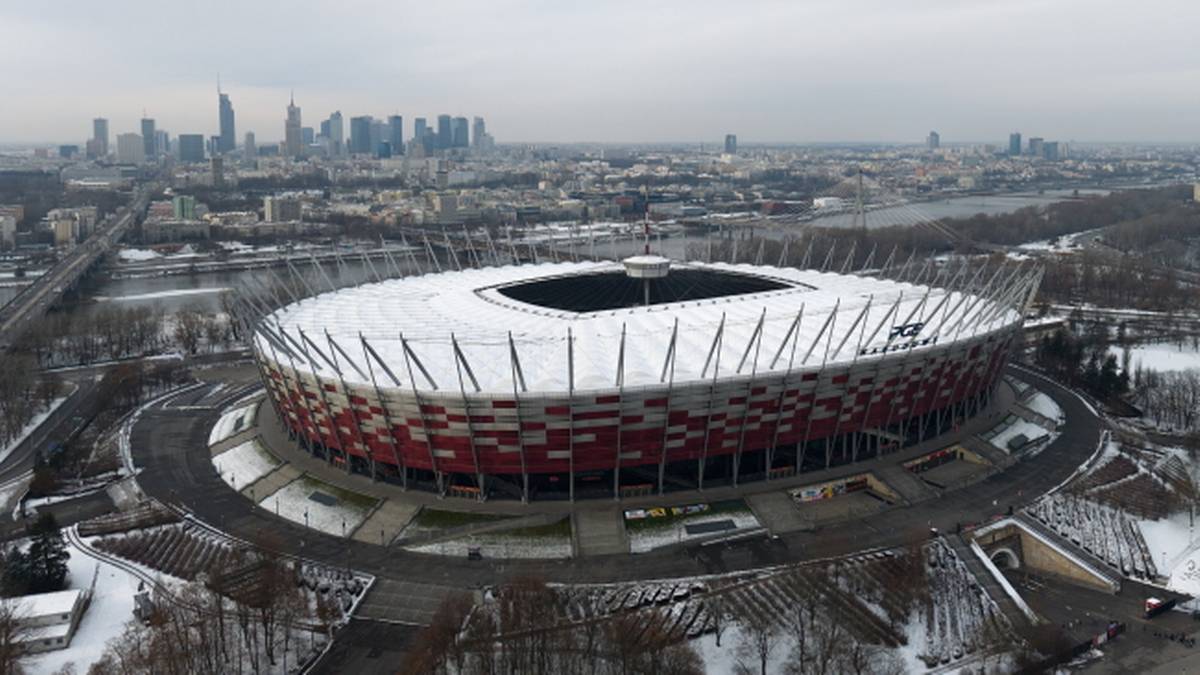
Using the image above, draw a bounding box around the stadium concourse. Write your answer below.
[247,256,1040,502]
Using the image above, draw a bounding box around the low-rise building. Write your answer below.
[13,588,86,653]
[141,219,212,244]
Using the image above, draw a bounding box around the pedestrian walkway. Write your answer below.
[241,462,302,502]
[356,579,461,625]
[961,437,1012,468]
[946,534,1032,628]
[574,508,628,556]
[353,499,420,546]
[1012,403,1058,430]
[745,490,813,534]
[874,463,940,503]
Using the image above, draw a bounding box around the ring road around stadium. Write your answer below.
[249,255,1040,501]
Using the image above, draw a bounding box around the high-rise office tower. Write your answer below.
[141,118,156,157]
[1008,132,1021,156]
[328,111,344,156]
[319,119,330,138]
[284,94,303,158]
[1042,141,1059,161]
[116,133,145,164]
[437,114,451,149]
[92,118,109,156]
[388,115,404,154]
[451,117,469,148]
[349,115,373,155]
[471,117,486,148]
[218,90,236,154]
[724,134,737,154]
[155,130,169,156]
[413,117,428,151]
[370,120,384,155]
[243,132,256,164]
[926,130,940,150]
[301,127,314,145]
[1027,137,1044,157]
[178,134,205,162]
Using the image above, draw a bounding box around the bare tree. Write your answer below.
[0,599,29,675]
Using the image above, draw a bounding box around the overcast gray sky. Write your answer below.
[2,0,1197,144]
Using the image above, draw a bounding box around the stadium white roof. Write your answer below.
[257,261,1028,395]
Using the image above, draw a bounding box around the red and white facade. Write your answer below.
[251,260,1036,499]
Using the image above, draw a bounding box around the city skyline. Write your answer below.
[1,0,1198,144]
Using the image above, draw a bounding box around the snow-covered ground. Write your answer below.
[258,477,376,538]
[212,439,281,492]
[117,247,161,262]
[405,533,572,559]
[21,539,141,674]
[0,395,69,466]
[627,509,761,554]
[1109,341,1200,373]
[207,402,258,446]
[985,417,1051,453]
[1025,391,1065,425]
[1140,512,1200,595]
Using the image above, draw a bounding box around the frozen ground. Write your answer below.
[21,539,140,674]
[212,439,281,492]
[207,402,258,446]
[1025,391,1065,425]
[258,476,376,538]
[1109,341,1200,373]
[627,509,761,554]
[0,395,69,466]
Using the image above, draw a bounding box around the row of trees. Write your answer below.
[1130,369,1200,432]
[403,571,926,675]
[13,299,237,369]
[1034,329,1129,402]
[0,353,61,453]
[1038,252,1199,311]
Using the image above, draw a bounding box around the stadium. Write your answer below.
[249,254,1038,501]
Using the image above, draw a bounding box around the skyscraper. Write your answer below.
[328,111,344,156]
[141,118,156,157]
[1008,132,1021,157]
[1042,141,1059,161]
[243,132,256,165]
[1028,137,1044,157]
[471,117,486,149]
[413,117,427,149]
[218,91,236,154]
[301,127,314,145]
[156,130,169,156]
[388,115,404,154]
[349,116,373,155]
[437,114,451,150]
[178,134,205,163]
[452,117,469,148]
[724,134,737,154]
[116,133,145,164]
[926,130,940,150]
[92,118,109,157]
[284,94,303,158]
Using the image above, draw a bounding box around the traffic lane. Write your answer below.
[0,379,99,485]
[130,361,1105,589]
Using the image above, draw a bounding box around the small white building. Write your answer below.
[12,589,86,653]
